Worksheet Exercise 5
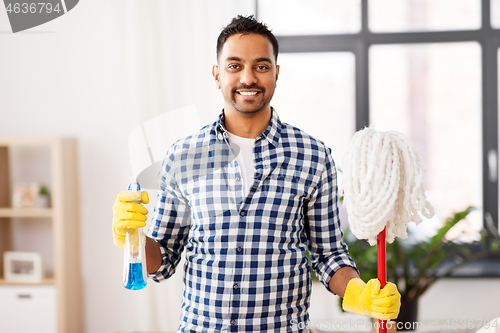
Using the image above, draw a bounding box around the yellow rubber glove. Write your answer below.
[112,191,149,250]
[342,278,401,320]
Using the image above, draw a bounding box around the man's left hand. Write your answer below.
[342,278,401,320]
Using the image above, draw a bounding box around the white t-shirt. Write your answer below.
[227,132,255,196]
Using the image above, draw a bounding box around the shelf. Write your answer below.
[0,137,61,147]
[0,137,82,332]
[0,277,55,286]
[0,208,53,218]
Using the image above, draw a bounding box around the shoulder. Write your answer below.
[168,121,216,155]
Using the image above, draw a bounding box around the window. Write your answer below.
[267,0,500,275]
[272,52,355,166]
[369,0,481,32]
[258,0,361,35]
[370,43,482,233]
[492,0,500,28]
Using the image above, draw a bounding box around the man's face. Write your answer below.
[213,33,279,115]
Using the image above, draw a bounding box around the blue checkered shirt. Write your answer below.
[147,109,356,332]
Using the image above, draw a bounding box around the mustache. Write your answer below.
[232,84,265,93]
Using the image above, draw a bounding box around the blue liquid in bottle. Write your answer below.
[124,262,148,290]
[122,179,148,290]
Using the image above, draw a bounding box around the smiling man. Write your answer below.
[112,15,400,333]
[213,31,279,139]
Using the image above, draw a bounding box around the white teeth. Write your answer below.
[239,91,258,96]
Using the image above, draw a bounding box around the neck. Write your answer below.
[223,107,272,139]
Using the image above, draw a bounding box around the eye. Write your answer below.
[227,64,240,70]
[255,65,270,71]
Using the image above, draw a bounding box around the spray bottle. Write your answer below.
[123,178,148,290]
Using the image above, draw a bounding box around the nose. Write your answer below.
[240,67,257,85]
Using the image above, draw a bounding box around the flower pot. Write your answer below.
[36,195,50,208]
[396,300,419,331]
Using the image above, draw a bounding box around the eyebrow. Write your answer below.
[255,57,273,64]
[226,56,242,62]
[225,56,273,64]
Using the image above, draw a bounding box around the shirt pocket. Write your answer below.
[258,170,311,223]
[264,169,309,197]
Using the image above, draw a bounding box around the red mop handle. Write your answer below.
[377,228,387,333]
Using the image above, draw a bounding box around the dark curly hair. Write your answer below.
[216,15,279,62]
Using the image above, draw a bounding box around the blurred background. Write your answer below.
[0,0,499,332]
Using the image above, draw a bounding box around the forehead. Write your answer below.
[220,33,275,63]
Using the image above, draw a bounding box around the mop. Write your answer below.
[341,127,434,332]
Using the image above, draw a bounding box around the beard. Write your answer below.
[222,83,274,115]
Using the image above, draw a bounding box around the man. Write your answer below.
[113,15,400,332]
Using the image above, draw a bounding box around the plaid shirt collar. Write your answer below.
[215,107,282,147]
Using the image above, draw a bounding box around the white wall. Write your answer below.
[0,1,253,332]
[1,1,499,333]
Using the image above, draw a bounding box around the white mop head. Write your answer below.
[341,127,434,245]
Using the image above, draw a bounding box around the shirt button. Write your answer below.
[233,284,239,289]
[237,247,242,252]
[240,212,245,216]
[236,177,240,181]
[231,319,236,325]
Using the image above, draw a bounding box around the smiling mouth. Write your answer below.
[238,91,258,96]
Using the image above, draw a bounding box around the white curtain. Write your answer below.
[117,0,256,132]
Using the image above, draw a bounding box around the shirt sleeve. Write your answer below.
[146,145,191,282]
[305,146,358,293]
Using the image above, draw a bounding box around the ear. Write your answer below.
[212,65,220,89]
[275,64,280,81]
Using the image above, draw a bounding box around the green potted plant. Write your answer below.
[342,206,500,330]
[36,184,50,208]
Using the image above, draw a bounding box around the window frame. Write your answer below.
[258,0,500,276]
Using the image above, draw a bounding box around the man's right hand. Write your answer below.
[112,191,149,249]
